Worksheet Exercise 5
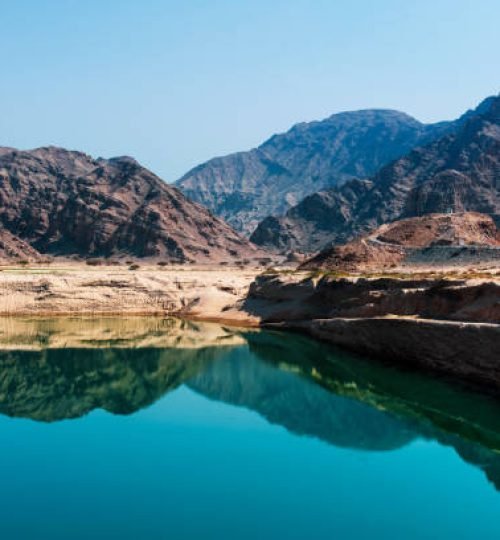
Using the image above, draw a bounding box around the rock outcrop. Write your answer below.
[246,274,500,324]
[239,272,500,391]
[177,109,453,233]
[251,94,500,253]
[0,146,263,262]
[0,228,42,261]
[301,212,500,271]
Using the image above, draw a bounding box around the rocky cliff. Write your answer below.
[177,109,452,233]
[242,272,500,391]
[0,146,262,262]
[251,95,500,253]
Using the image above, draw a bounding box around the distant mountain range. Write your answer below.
[251,94,500,253]
[0,146,261,262]
[176,109,456,234]
[1,94,498,262]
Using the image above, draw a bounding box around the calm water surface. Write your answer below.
[0,318,499,539]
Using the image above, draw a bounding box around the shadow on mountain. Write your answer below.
[1,318,500,490]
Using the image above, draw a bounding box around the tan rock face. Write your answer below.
[245,273,500,391]
[0,146,263,263]
[374,212,500,247]
[301,212,500,271]
[284,317,500,392]
[247,273,500,324]
[0,265,260,318]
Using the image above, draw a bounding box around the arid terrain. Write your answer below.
[301,212,500,272]
[1,260,499,391]
[0,262,260,322]
[0,146,265,263]
[0,97,499,396]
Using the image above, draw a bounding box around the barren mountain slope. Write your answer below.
[177,109,452,233]
[251,95,500,253]
[300,212,500,271]
[0,146,263,262]
[0,228,41,261]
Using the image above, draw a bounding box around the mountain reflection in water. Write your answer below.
[1,317,500,492]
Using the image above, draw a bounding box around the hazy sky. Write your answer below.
[1,0,498,181]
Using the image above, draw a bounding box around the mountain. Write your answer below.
[176,109,452,234]
[0,146,262,262]
[251,94,500,253]
[300,212,500,271]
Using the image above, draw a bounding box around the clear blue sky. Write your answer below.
[1,0,498,181]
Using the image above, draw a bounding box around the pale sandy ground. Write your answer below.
[0,262,261,323]
[0,261,498,326]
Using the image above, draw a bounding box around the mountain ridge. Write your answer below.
[251,94,500,253]
[300,212,500,271]
[0,145,263,262]
[176,108,455,233]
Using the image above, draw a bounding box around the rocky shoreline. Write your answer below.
[225,272,498,392]
[0,263,499,392]
[271,318,500,392]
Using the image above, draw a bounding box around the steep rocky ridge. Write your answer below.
[177,109,452,233]
[0,146,262,262]
[251,94,500,253]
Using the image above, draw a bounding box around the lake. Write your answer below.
[0,317,499,539]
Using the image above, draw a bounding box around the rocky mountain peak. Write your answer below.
[0,146,264,262]
[251,95,500,254]
[176,107,451,234]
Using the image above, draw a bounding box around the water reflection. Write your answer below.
[1,317,500,490]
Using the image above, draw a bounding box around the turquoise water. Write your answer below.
[0,318,499,539]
